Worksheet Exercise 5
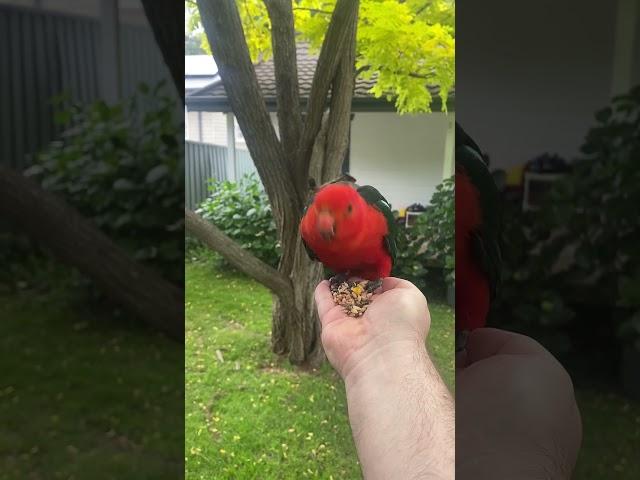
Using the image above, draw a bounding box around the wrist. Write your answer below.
[342,334,426,389]
[344,337,454,479]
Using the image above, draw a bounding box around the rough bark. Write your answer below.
[185,209,292,299]
[264,0,302,178]
[0,167,183,339]
[193,0,359,365]
[298,0,360,190]
[322,13,358,183]
[196,0,302,227]
[140,0,184,103]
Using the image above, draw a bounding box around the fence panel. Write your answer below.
[0,4,175,171]
[0,6,101,170]
[186,141,227,210]
[236,149,258,179]
[186,141,264,209]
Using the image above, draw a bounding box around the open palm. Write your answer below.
[315,277,430,381]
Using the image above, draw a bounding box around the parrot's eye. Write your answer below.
[347,204,353,214]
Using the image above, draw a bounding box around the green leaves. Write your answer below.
[356,0,454,113]
[25,81,184,286]
[495,85,640,350]
[392,176,454,295]
[146,164,171,183]
[185,0,455,114]
[113,178,136,191]
[196,174,281,269]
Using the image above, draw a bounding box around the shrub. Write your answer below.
[24,82,184,286]
[196,173,281,269]
[196,174,455,297]
[492,84,640,353]
[393,177,455,296]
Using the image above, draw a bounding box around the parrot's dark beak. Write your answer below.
[317,212,335,241]
[320,229,334,241]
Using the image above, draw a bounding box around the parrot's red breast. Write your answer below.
[455,167,491,332]
[299,183,392,280]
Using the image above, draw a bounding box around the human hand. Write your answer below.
[456,328,582,479]
[315,277,454,480]
[314,276,430,383]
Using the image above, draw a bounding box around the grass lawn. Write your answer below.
[185,260,454,479]
[0,278,184,479]
[573,389,640,479]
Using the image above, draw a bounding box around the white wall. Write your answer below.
[457,0,620,168]
[185,111,227,145]
[185,108,451,209]
[186,110,280,149]
[349,112,452,210]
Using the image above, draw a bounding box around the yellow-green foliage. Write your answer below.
[186,0,455,114]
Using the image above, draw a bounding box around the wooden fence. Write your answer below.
[185,141,259,210]
[0,4,174,171]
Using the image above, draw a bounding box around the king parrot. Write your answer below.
[455,123,502,351]
[299,174,397,292]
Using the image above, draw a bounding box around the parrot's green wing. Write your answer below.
[456,123,502,300]
[356,185,398,266]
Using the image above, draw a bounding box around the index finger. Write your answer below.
[379,276,418,293]
[463,328,548,366]
[314,280,337,320]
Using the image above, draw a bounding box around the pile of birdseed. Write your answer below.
[330,280,374,317]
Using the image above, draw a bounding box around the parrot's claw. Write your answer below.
[455,331,469,353]
[365,279,383,293]
[329,273,349,292]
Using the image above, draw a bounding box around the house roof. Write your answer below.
[186,43,453,112]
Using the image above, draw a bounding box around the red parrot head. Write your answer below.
[305,183,365,244]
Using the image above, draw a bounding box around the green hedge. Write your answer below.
[24,82,184,286]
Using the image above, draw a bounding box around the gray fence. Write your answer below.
[185,141,259,210]
[0,4,174,170]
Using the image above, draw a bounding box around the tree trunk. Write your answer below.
[193,0,359,366]
[140,0,184,103]
[0,167,183,339]
[271,240,324,366]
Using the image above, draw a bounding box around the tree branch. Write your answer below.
[322,14,358,182]
[140,0,184,103]
[292,7,332,15]
[356,63,435,80]
[308,113,329,186]
[264,0,302,176]
[297,0,360,194]
[0,167,183,339]
[185,209,293,299]
[414,3,430,16]
[197,0,302,227]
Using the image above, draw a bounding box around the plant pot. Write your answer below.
[446,284,455,307]
[621,344,640,400]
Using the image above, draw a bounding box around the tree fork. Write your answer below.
[185,209,292,299]
[191,0,361,366]
[196,0,302,223]
[322,10,358,182]
[298,0,360,191]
